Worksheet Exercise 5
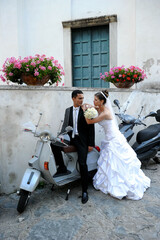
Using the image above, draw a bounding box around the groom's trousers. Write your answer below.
[51,135,88,192]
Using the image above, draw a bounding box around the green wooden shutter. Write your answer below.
[72,26,109,88]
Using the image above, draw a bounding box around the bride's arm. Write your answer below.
[85,114,104,124]
[85,108,112,124]
[85,112,107,124]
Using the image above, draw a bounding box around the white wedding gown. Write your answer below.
[93,119,151,200]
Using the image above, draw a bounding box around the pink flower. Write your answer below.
[48,66,52,70]
[109,70,114,75]
[0,74,6,82]
[9,72,13,76]
[39,66,46,71]
[31,62,36,67]
[58,64,63,69]
[53,60,58,66]
[26,68,29,72]
[39,57,44,61]
[34,71,39,76]
[13,62,22,69]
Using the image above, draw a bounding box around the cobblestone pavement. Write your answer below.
[0,162,160,240]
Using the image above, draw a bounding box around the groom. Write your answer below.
[51,90,95,204]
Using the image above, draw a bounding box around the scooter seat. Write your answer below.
[137,124,160,144]
[62,145,77,153]
[156,109,160,122]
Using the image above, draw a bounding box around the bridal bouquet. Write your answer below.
[84,107,98,119]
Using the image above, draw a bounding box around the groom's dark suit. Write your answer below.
[51,106,95,192]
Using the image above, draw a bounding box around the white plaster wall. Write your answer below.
[136,0,160,88]
[0,0,19,62]
[0,0,160,87]
[0,87,159,194]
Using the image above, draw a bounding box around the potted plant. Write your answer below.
[100,65,147,88]
[0,54,65,86]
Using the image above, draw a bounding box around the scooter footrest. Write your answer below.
[55,175,80,186]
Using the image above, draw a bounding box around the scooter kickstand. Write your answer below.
[65,189,70,201]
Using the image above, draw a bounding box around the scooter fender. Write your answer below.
[20,168,41,192]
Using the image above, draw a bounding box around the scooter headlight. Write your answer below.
[39,131,51,142]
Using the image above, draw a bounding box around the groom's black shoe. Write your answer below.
[81,192,88,204]
[53,167,71,177]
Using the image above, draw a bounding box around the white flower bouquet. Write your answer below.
[84,107,98,119]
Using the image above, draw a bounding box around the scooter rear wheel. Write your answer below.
[17,189,30,213]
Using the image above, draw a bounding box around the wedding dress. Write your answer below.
[93,119,151,200]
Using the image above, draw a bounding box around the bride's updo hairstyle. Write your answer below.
[95,90,109,104]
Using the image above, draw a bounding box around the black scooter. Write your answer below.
[113,99,160,166]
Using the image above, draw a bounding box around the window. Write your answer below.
[72,26,109,88]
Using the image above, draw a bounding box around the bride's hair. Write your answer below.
[95,90,109,104]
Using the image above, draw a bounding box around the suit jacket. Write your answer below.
[61,106,95,147]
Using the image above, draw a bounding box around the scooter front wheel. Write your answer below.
[17,189,30,213]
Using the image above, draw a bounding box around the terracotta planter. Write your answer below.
[113,82,134,88]
[21,74,50,86]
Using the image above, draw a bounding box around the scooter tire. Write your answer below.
[17,189,30,213]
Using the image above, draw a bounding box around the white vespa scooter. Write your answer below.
[17,114,100,213]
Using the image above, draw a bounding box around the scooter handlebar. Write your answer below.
[115,113,136,124]
[134,120,146,126]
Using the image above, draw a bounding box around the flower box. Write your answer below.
[0,54,65,85]
[100,65,147,88]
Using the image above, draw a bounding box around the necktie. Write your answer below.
[72,108,77,138]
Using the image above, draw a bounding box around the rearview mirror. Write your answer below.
[65,126,73,132]
[113,99,120,109]
[145,111,157,118]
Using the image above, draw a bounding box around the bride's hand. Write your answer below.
[82,103,93,111]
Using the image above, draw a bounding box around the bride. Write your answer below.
[83,90,150,200]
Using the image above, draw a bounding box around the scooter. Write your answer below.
[17,114,100,213]
[132,110,160,165]
[113,99,156,142]
[113,99,160,166]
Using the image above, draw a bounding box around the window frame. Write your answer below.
[62,15,117,87]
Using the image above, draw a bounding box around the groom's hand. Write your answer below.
[88,146,93,152]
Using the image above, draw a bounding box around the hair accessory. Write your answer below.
[101,91,107,99]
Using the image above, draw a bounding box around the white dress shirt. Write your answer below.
[72,106,80,137]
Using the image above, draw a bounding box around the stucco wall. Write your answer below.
[0,86,159,194]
